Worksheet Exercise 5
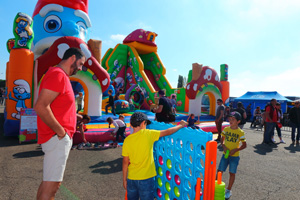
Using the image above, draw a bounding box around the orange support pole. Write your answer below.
[195,178,202,200]
[203,140,217,200]
[217,171,222,185]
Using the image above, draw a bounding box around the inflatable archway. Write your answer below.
[188,83,222,116]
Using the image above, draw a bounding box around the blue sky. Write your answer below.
[1,0,299,97]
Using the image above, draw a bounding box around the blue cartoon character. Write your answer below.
[14,13,33,48]
[113,60,122,71]
[9,79,31,119]
[32,0,91,58]
[126,73,133,83]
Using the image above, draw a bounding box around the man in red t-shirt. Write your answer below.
[34,48,86,199]
[263,99,278,144]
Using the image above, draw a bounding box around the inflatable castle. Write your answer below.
[4,0,229,137]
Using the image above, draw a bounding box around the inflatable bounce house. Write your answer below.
[4,0,230,137]
[4,0,110,136]
[102,29,230,115]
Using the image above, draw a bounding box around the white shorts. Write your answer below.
[41,134,72,182]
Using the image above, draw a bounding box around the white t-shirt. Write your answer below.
[112,119,126,133]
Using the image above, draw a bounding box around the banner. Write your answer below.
[19,108,37,143]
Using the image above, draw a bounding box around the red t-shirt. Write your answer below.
[265,105,277,123]
[37,67,76,144]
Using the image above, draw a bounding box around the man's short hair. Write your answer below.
[217,99,223,103]
[62,47,85,61]
[158,90,165,96]
[237,102,243,108]
[271,99,276,102]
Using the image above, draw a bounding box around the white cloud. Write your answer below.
[110,34,126,42]
[136,22,152,31]
[172,69,178,72]
[230,67,300,97]
[224,0,300,21]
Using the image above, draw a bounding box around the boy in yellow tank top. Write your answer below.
[217,111,247,199]
[122,112,187,200]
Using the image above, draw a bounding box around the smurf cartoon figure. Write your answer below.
[14,13,33,47]
[9,79,31,119]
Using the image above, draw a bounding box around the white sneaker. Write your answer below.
[280,139,285,144]
[271,138,276,143]
[225,189,232,199]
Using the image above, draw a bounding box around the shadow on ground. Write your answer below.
[13,150,44,158]
[284,144,300,153]
[89,158,122,174]
[253,143,278,155]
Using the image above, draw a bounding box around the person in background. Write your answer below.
[288,100,300,145]
[215,99,225,141]
[234,102,247,129]
[0,88,4,105]
[246,103,252,122]
[263,99,278,145]
[152,90,172,123]
[224,106,231,122]
[76,114,91,144]
[272,103,285,143]
[251,106,261,128]
[122,112,188,199]
[76,92,83,113]
[114,88,123,101]
[105,89,116,116]
[170,95,177,114]
[128,95,135,111]
[106,115,126,143]
[187,113,200,129]
[34,47,85,199]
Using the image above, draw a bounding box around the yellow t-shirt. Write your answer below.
[122,129,160,180]
[221,126,246,157]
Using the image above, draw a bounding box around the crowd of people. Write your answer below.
[222,99,300,145]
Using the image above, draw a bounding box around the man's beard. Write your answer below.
[71,61,78,76]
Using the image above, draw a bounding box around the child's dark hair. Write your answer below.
[130,112,150,128]
[106,117,113,128]
[119,114,124,118]
[108,89,112,94]
[82,114,91,122]
[190,113,195,117]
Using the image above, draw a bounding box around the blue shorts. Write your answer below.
[127,177,155,200]
[218,154,240,174]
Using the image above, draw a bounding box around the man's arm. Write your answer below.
[243,112,247,119]
[154,105,163,113]
[217,110,224,121]
[160,120,188,137]
[122,156,129,190]
[34,88,66,139]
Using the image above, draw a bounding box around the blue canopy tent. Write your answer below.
[233,91,292,119]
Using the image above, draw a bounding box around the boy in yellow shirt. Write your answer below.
[122,112,187,200]
[218,111,247,199]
